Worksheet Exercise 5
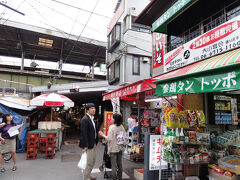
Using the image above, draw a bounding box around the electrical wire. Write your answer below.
[33,0,105,37]
[44,0,111,19]
[0,0,14,21]
[63,0,100,64]
[1,0,27,25]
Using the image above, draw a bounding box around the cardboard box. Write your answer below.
[134,169,144,180]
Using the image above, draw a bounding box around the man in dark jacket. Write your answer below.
[79,103,98,180]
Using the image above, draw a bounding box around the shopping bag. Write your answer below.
[78,152,87,170]
[116,131,128,145]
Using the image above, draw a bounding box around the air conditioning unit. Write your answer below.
[142,57,149,63]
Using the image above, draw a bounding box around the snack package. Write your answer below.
[197,110,206,127]
[164,108,171,127]
[168,108,179,128]
[188,131,197,144]
[187,110,198,128]
[179,111,189,128]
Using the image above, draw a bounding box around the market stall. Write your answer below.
[151,52,240,179]
[103,79,157,162]
[27,93,74,160]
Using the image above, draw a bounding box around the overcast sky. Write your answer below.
[0,0,118,42]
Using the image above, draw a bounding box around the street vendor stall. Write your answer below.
[27,93,74,160]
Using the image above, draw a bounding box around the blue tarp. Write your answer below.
[0,104,27,152]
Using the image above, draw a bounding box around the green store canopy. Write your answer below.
[152,0,197,33]
[154,48,240,95]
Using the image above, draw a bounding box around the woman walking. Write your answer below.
[0,114,17,172]
[99,114,126,180]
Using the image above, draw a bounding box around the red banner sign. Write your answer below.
[104,111,113,136]
[152,33,167,69]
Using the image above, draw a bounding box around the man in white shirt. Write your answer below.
[127,113,137,131]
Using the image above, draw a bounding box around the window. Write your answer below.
[131,16,151,33]
[132,56,140,75]
[107,23,121,53]
[226,0,240,20]
[203,11,225,33]
[108,60,120,84]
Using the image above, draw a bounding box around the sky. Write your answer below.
[0,0,118,42]
[0,0,119,75]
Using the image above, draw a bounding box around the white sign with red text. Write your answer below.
[149,135,167,171]
[164,15,240,72]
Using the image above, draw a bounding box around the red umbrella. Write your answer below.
[30,93,74,121]
[30,93,74,107]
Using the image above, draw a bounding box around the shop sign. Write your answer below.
[111,97,120,114]
[104,111,113,136]
[149,135,167,171]
[231,98,238,125]
[152,33,167,69]
[164,15,240,72]
[103,83,142,100]
[152,0,197,32]
[156,68,240,95]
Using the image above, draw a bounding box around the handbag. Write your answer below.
[78,152,87,170]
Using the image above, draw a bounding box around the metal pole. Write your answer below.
[2,80,6,97]
[21,51,25,71]
[92,62,95,79]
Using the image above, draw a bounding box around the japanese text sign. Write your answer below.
[164,15,240,72]
[149,135,167,171]
[156,67,240,96]
[104,111,113,136]
[152,0,196,32]
[152,33,167,69]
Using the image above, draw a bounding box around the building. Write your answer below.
[136,0,240,76]
[106,0,152,120]
[107,0,152,86]
[135,0,240,179]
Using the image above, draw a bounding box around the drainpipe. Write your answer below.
[122,53,126,84]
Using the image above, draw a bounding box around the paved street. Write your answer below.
[0,144,143,180]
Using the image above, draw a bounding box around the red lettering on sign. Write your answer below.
[165,45,184,65]
[190,21,240,49]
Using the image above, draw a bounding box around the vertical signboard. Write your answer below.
[104,111,113,136]
[149,135,167,171]
[152,33,167,69]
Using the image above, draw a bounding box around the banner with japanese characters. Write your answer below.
[104,111,113,136]
[149,135,167,171]
[164,15,240,72]
[156,65,240,96]
[152,33,167,69]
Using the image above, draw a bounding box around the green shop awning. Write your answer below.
[152,0,197,33]
[154,48,240,95]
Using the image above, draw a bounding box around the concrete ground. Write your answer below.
[0,144,144,180]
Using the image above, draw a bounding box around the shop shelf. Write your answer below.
[164,159,209,165]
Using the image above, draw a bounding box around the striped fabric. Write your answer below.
[187,48,240,73]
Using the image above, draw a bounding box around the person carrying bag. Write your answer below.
[99,113,127,180]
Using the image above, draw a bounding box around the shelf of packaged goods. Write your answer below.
[214,110,231,112]
[172,142,210,146]
[165,159,209,165]
[214,99,231,101]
